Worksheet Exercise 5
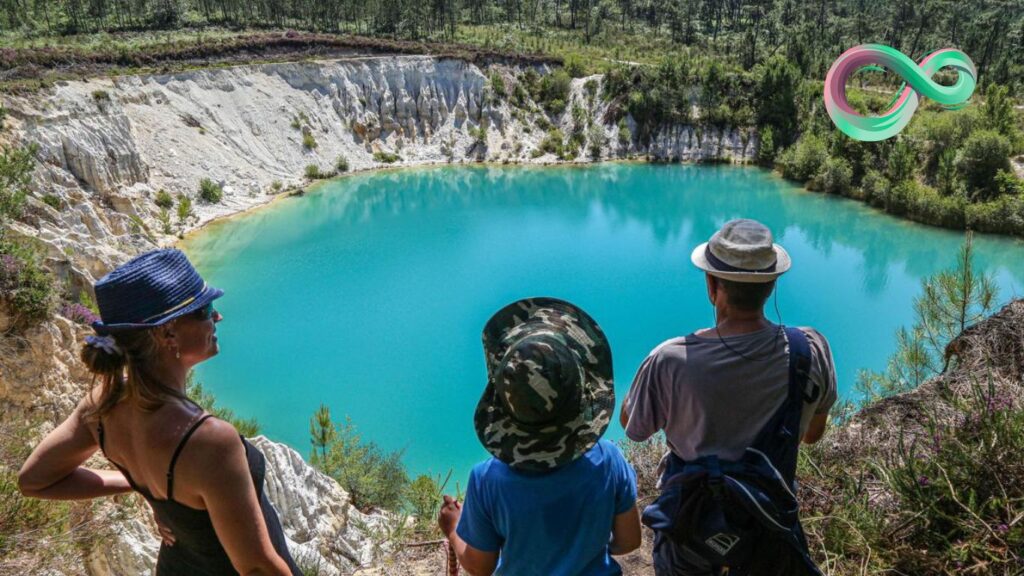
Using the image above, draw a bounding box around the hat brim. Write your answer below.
[475,297,614,472]
[92,285,224,335]
[690,242,791,283]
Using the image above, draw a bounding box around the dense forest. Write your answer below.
[1,0,1022,90]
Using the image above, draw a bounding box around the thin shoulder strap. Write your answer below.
[167,414,214,500]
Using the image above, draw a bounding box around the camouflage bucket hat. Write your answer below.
[476,297,614,473]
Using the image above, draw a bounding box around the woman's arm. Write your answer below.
[184,418,293,576]
[18,394,132,499]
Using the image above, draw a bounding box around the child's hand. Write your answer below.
[437,494,462,537]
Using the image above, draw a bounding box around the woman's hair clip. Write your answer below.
[85,334,124,357]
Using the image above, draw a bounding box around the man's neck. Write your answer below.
[711,308,771,337]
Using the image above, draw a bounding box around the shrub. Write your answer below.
[0,237,56,329]
[539,128,565,156]
[373,151,400,164]
[304,164,324,179]
[956,129,1013,201]
[302,132,318,150]
[40,194,60,209]
[564,54,587,78]
[538,70,571,115]
[154,189,174,209]
[335,156,349,173]
[270,180,283,194]
[859,169,890,205]
[776,133,828,182]
[290,117,302,130]
[157,207,172,234]
[756,125,776,166]
[406,474,445,535]
[309,406,408,512]
[812,156,853,195]
[91,90,110,103]
[489,72,506,98]
[187,377,261,437]
[0,144,36,224]
[617,117,631,147]
[176,194,193,225]
[587,124,607,159]
[198,178,223,203]
[58,302,99,325]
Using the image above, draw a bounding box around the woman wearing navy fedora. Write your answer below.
[18,249,301,576]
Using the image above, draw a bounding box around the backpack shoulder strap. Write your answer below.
[784,326,816,404]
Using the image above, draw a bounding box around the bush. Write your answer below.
[617,117,631,147]
[91,90,110,103]
[304,164,324,179]
[0,237,56,329]
[538,70,571,115]
[157,207,172,234]
[587,124,607,159]
[812,156,853,195]
[373,151,400,164]
[335,156,349,173]
[956,129,1013,201]
[756,125,776,166]
[539,128,565,156]
[187,377,261,437]
[564,54,587,78]
[859,169,890,205]
[40,194,60,209]
[406,474,445,535]
[302,131,318,150]
[0,145,36,224]
[776,133,828,182]
[58,302,99,325]
[154,189,174,209]
[309,407,408,512]
[198,178,223,203]
[489,72,506,98]
[176,194,193,225]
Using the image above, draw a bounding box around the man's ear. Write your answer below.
[706,273,718,304]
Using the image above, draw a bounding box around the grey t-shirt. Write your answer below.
[623,323,837,461]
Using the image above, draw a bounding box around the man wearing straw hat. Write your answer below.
[621,219,838,575]
[439,297,642,575]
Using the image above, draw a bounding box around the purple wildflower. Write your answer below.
[917,475,930,487]
[997,524,1009,534]
[60,303,99,325]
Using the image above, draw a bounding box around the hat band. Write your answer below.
[137,283,207,323]
[705,246,776,273]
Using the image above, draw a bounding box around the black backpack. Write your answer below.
[641,327,822,576]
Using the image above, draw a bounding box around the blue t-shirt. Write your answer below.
[456,439,638,576]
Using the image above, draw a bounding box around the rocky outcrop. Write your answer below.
[2,55,755,293]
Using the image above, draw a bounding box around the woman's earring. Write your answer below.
[174,346,180,360]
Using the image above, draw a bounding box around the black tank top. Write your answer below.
[98,414,302,576]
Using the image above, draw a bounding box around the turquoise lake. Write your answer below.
[183,164,1024,481]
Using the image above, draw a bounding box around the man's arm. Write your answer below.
[803,413,828,444]
[619,397,630,429]
[438,495,499,576]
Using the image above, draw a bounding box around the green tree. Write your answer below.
[755,56,801,148]
[309,403,335,466]
[956,129,1013,201]
[0,145,36,225]
[857,232,997,400]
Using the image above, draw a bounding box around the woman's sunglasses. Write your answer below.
[190,302,216,321]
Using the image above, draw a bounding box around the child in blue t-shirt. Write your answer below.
[438,297,642,576]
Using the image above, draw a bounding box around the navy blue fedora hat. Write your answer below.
[91,249,224,335]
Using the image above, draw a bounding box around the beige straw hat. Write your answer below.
[690,219,791,283]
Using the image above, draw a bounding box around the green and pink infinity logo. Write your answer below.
[824,44,977,141]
